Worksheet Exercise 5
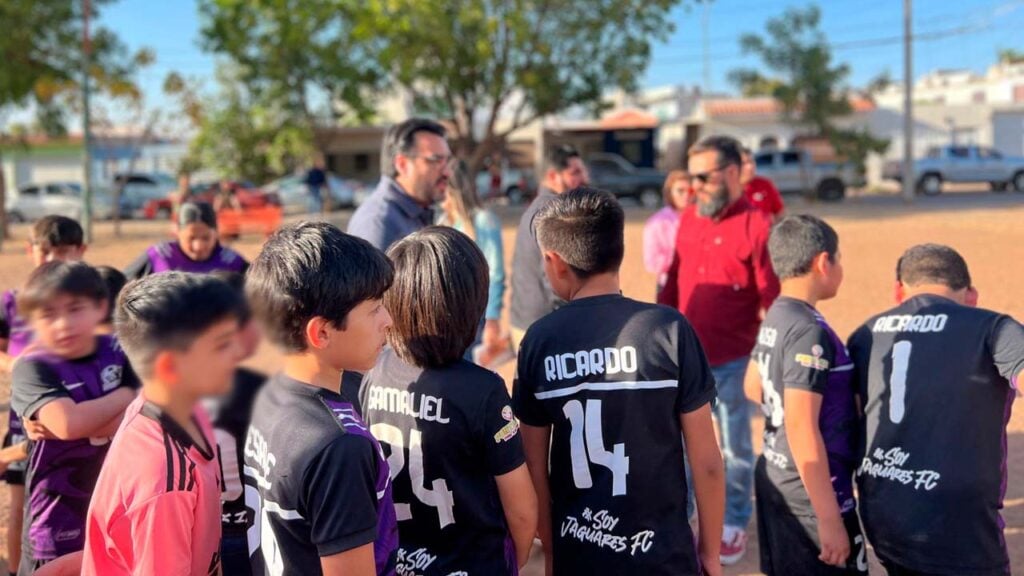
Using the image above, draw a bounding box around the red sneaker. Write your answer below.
[720,526,748,566]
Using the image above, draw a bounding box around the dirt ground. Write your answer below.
[0,189,1021,574]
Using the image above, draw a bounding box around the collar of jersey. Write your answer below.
[140,400,215,460]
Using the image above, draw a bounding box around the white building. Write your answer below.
[876,61,1024,108]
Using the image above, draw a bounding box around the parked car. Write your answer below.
[111,172,178,218]
[753,149,863,202]
[585,153,666,208]
[141,181,280,220]
[264,174,362,214]
[882,145,1024,195]
[475,167,538,205]
[6,182,115,223]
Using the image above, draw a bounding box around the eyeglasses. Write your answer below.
[407,153,452,167]
[690,164,733,184]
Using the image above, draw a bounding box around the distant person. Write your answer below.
[11,262,137,574]
[213,179,242,212]
[659,135,780,566]
[361,227,537,574]
[746,215,866,575]
[124,201,248,279]
[437,160,510,365]
[741,148,784,220]
[173,172,193,217]
[643,169,692,298]
[305,158,328,215]
[0,215,86,576]
[93,266,127,335]
[349,118,452,251]
[514,188,725,576]
[848,244,1024,576]
[508,145,589,349]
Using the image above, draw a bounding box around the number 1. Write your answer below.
[889,341,912,424]
[563,399,629,496]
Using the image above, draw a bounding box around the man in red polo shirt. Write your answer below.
[659,135,780,566]
[741,148,785,220]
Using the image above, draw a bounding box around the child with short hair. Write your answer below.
[244,221,399,575]
[9,262,137,574]
[93,266,127,335]
[513,188,725,576]
[205,270,265,576]
[37,272,247,576]
[745,215,865,575]
[0,215,86,576]
[360,227,537,575]
[123,201,248,279]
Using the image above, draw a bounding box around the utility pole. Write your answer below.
[702,3,711,94]
[81,0,94,241]
[902,0,915,203]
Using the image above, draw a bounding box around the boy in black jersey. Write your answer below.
[243,222,399,575]
[204,271,265,576]
[513,188,725,576]
[360,226,537,575]
[848,244,1024,576]
[745,215,866,575]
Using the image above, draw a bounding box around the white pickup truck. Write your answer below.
[753,149,864,202]
[883,145,1024,195]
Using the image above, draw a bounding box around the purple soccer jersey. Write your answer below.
[146,241,247,274]
[752,296,859,515]
[2,289,31,480]
[2,289,33,357]
[10,335,134,561]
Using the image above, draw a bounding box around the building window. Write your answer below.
[1014,85,1024,102]
[973,91,986,104]
[355,153,369,172]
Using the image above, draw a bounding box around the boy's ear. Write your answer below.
[304,316,330,350]
[964,286,979,308]
[893,281,906,304]
[153,351,178,386]
[543,249,570,280]
[95,299,110,323]
[812,251,831,275]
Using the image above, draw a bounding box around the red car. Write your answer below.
[143,181,280,220]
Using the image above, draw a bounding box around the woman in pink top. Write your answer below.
[643,170,692,298]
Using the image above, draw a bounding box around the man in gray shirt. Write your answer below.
[509,145,589,348]
[349,118,452,251]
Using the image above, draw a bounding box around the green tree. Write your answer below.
[728,4,888,176]
[199,0,683,172]
[172,67,315,184]
[997,48,1024,65]
[0,0,145,246]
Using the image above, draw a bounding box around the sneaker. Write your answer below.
[720,525,748,566]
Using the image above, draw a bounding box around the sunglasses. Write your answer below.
[690,163,733,184]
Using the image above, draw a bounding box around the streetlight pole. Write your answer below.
[902,0,915,202]
[81,0,94,241]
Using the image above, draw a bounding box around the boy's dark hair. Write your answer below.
[18,261,107,316]
[95,266,128,324]
[211,270,252,324]
[896,243,972,291]
[545,144,581,172]
[768,214,840,280]
[381,118,447,179]
[30,215,84,249]
[689,135,743,168]
[246,221,394,352]
[535,187,625,279]
[386,227,488,368]
[116,272,245,377]
[177,201,218,229]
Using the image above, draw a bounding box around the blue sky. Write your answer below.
[19,0,1024,126]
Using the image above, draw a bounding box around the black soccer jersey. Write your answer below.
[203,367,266,534]
[243,373,399,576]
[359,348,526,576]
[513,294,716,576]
[848,294,1024,575]
[751,297,858,517]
